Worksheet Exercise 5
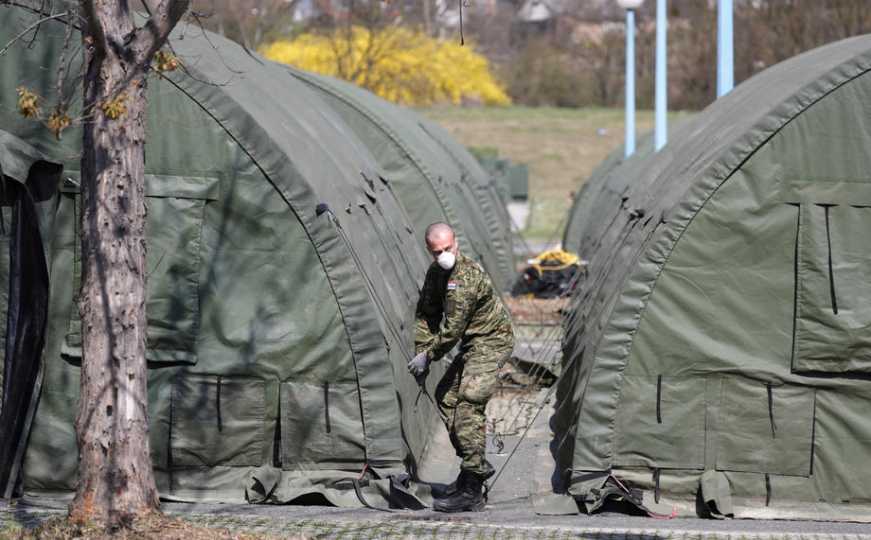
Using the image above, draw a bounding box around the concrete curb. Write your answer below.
[162,515,871,540]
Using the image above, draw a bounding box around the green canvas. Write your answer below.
[285,69,515,291]
[556,35,871,519]
[0,5,512,507]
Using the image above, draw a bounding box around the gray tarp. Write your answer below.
[556,34,871,520]
[0,5,483,507]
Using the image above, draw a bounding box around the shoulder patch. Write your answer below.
[447,281,458,290]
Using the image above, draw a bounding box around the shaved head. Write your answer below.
[424,222,458,262]
[425,222,454,245]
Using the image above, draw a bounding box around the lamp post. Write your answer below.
[717,0,734,97]
[617,0,644,158]
[654,0,667,151]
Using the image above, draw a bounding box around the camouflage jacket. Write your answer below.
[415,253,514,362]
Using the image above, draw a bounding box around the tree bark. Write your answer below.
[70,0,188,528]
[422,0,432,36]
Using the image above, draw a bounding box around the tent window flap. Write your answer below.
[793,202,871,374]
[62,174,219,365]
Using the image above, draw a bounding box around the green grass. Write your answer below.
[420,106,690,243]
[524,197,574,241]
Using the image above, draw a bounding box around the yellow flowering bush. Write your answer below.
[260,27,510,106]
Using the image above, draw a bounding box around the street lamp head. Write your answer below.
[616,0,645,10]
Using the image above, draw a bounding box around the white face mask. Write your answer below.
[437,250,456,271]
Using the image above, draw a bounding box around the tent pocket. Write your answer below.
[170,375,265,467]
[613,375,706,470]
[63,174,218,364]
[793,203,871,373]
[715,378,815,477]
[279,380,366,468]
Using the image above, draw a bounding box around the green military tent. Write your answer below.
[0,5,459,506]
[562,133,657,256]
[555,35,871,520]
[283,69,516,291]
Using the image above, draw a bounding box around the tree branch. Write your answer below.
[23,0,47,49]
[133,0,190,65]
[0,10,69,57]
[78,0,105,52]
[54,9,75,106]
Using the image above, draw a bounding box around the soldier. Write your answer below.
[408,222,515,513]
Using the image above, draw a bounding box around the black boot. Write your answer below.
[431,469,470,498]
[433,473,485,513]
[433,461,495,499]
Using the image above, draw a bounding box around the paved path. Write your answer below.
[7,493,871,539]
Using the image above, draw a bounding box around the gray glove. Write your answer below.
[407,352,429,377]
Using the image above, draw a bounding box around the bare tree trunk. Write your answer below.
[69,0,189,528]
[422,0,432,36]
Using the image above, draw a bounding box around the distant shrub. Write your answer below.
[261,27,511,107]
[503,37,620,109]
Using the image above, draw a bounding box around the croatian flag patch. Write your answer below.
[447,281,457,290]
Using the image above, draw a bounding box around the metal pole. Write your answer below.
[625,9,636,158]
[654,0,667,151]
[717,0,734,97]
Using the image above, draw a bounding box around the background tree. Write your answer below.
[261,25,510,106]
[191,0,302,48]
[71,0,189,528]
[5,0,190,528]
[191,0,871,111]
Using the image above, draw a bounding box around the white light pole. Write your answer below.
[617,0,644,158]
[655,0,667,151]
[717,0,734,97]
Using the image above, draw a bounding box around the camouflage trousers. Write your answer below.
[435,341,513,478]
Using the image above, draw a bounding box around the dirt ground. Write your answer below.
[0,512,308,540]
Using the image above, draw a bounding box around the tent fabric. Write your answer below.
[0,5,473,506]
[0,131,61,497]
[556,35,871,520]
[562,133,656,255]
[284,69,515,291]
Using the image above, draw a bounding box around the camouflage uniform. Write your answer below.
[415,253,515,477]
